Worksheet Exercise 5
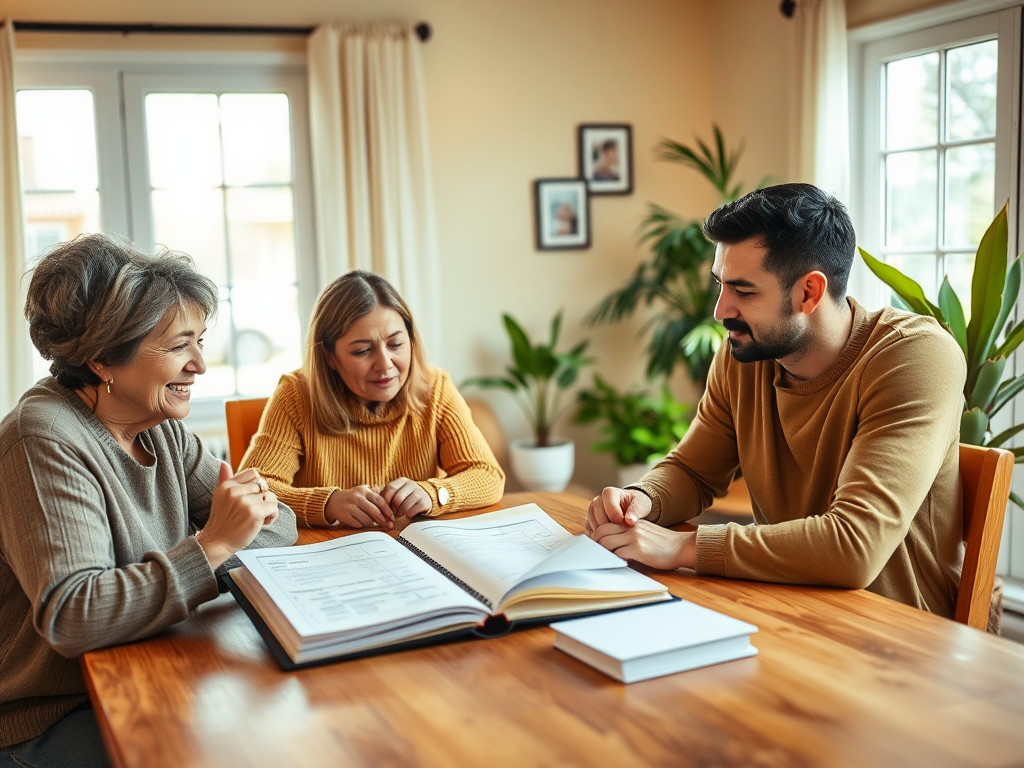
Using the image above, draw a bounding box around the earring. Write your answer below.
[106,379,113,395]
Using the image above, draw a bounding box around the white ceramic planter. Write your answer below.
[509,438,575,492]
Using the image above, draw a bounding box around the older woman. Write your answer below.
[0,234,297,766]
[239,270,503,529]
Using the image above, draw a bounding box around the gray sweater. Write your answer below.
[0,378,298,747]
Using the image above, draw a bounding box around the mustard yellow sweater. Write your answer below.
[239,367,504,527]
[633,299,966,617]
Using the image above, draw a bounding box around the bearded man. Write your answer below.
[587,183,967,618]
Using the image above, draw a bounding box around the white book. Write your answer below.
[229,504,670,668]
[551,600,758,683]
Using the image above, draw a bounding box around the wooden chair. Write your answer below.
[463,397,508,469]
[224,397,269,472]
[956,443,1013,630]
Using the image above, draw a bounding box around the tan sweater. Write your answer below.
[240,367,504,527]
[633,299,966,616]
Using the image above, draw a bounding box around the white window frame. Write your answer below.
[15,49,317,436]
[849,7,1019,307]
[849,1,1024,592]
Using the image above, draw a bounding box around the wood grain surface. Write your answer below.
[81,493,1024,768]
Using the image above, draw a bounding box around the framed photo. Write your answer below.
[579,123,633,195]
[534,178,591,250]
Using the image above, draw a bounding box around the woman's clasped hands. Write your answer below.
[326,477,432,530]
[196,463,281,569]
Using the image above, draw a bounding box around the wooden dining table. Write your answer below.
[81,492,1024,768]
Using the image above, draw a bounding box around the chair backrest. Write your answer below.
[956,443,1013,630]
[225,397,269,472]
[463,396,507,468]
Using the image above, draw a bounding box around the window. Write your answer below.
[15,54,315,430]
[852,10,1016,309]
[881,39,997,310]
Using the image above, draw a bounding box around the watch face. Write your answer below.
[438,486,450,506]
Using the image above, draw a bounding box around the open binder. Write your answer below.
[227,503,672,670]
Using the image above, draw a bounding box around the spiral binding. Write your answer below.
[398,536,493,610]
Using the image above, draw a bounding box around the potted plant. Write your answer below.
[861,202,1024,506]
[588,125,769,388]
[574,375,691,486]
[463,311,594,492]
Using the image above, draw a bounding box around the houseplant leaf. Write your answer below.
[994,313,1024,359]
[991,256,1021,353]
[502,314,535,376]
[986,421,1024,449]
[960,408,989,446]
[549,310,563,349]
[991,374,1024,416]
[937,276,967,357]
[967,357,1006,411]
[965,202,1009,378]
[460,375,517,392]
[858,247,943,320]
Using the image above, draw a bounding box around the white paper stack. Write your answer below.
[551,600,758,683]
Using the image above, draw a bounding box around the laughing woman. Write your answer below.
[0,234,297,767]
[239,270,504,529]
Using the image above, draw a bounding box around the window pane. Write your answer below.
[886,150,937,249]
[16,90,98,190]
[151,188,227,285]
[23,191,100,257]
[221,94,292,186]
[886,254,936,301]
[943,253,975,324]
[227,188,296,286]
[145,93,222,188]
[143,89,301,400]
[232,284,302,396]
[886,53,938,150]
[944,143,995,249]
[947,40,998,141]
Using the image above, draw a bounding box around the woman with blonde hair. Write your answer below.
[240,270,503,529]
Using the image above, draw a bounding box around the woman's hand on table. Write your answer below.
[381,477,433,520]
[325,486,395,530]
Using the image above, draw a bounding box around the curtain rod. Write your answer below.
[10,20,433,41]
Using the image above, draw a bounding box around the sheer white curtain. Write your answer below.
[307,23,442,357]
[795,0,850,202]
[0,21,29,414]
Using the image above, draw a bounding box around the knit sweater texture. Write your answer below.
[239,367,504,527]
[633,299,966,616]
[0,378,298,747]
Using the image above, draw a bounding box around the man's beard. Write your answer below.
[721,308,807,363]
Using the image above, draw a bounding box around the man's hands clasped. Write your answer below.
[586,486,696,571]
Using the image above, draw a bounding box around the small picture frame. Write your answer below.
[534,178,591,250]
[578,123,633,195]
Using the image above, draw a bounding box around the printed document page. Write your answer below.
[235,533,487,639]
[400,504,629,608]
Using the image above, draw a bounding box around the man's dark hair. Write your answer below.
[701,183,856,302]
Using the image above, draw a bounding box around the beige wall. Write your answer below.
[6,0,798,492]
[846,0,960,28]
